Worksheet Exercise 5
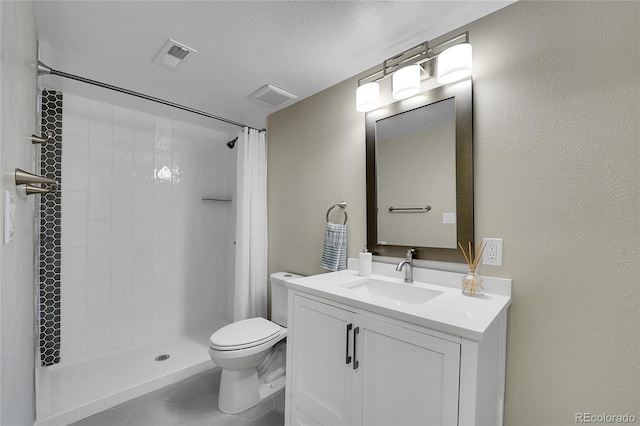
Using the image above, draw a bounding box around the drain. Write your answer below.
[155,354,170,362]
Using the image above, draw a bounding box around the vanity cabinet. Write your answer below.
[286,294,461,426]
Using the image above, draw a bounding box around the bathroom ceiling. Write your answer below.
[34,1,513,131]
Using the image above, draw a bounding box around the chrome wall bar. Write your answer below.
[37,61,263,132]
[31,132,53,144]
[15,169,57,196]
[388,206,432,212]
[26,185,55,196]
[15,168,57,186]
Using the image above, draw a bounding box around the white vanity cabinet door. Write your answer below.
[288,294,462,426]
[352,314,461,426]
[289,295,355,425]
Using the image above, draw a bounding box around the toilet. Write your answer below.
[209,272,301,414]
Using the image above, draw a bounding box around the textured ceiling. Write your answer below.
[34,1,513,130]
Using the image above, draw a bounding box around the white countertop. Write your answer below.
[285,261,511,342]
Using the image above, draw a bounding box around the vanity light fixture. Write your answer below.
[356,32,471,112]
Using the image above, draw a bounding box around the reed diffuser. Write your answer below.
[458,241,486,297]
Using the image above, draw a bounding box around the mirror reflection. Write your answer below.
[376,98,457,248]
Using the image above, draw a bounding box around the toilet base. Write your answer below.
[217,368,286,414]
[218,368,259,414]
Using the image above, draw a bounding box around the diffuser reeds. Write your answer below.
[458,241,486,297]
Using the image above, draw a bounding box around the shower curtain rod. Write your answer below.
[37,61,265,133]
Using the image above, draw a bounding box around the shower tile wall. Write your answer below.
[59,93,235,366]
[40,90,63,366]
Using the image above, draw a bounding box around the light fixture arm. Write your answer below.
[358,32,469,86]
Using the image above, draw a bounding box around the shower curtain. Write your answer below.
[234,128,268,321]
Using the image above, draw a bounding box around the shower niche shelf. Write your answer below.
[202,197,232,202]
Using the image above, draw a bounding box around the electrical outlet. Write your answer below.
[482,238,503,266]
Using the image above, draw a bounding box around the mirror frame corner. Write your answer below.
[365,77,473,263]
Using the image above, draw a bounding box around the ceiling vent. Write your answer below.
[249,84,297,107]
[153,39,197,70]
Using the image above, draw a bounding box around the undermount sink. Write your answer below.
[339,278,442,305]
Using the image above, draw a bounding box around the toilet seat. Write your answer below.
[210,317,283,351]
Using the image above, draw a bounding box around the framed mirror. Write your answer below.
[365,77,473,263]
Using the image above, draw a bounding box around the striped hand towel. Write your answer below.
[321,222,347,272]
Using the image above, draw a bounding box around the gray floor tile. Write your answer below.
[232,398,274,421]
[210,415,251,426]
[74,370,283,426]
[177,393,228,426]
[73,408,131,426]
[272,390,285,410]
[252,408,285,426]
[125,401,181,426]
[114,388,165,413]
[163,373,213,405]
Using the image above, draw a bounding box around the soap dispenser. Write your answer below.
[359,245,372,277]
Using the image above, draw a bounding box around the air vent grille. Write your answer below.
[167,45,189,60]
[250,84,297,107]
[153,39,197,70]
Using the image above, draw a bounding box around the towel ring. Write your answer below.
[326,202,348,225]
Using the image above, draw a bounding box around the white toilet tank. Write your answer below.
[270,272,302,327]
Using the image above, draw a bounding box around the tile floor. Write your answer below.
[70,368,285,426]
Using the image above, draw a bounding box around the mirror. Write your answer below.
[366,78,473,263]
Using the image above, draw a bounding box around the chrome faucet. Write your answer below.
[395,249,416,283]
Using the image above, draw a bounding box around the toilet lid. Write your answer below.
[209,317,282,350]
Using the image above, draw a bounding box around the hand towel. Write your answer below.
[321,222,347,272]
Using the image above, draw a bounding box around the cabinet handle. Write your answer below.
[345,323,352,365]
[353,326,360,370]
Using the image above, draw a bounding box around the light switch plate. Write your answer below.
[443,213,456,224]
[3,190,15,245]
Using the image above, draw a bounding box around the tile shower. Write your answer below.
[36,90,238,423]
[50,91,235,365]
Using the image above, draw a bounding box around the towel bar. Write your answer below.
[388,206,431,212]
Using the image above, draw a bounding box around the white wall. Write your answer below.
[0,1,38,424]
[58,93,235,365]
[268,1,639,423]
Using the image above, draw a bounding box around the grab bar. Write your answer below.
[388,206,431,213]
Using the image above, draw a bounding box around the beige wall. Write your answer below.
[0,1,38,424]
[268,78,366,275]
[268,1,639,424]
